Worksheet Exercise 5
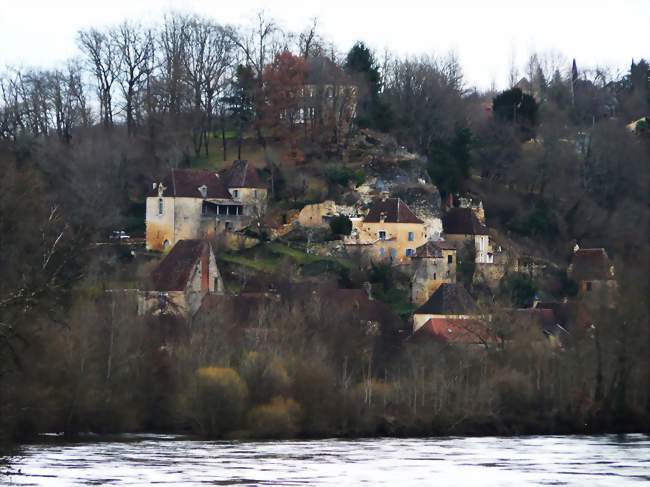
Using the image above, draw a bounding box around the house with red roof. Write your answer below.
[344,197,427,264]
[145,161,267,251]
[139,239,224,316]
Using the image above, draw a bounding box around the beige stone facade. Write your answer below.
[345,198,427,265]
[145,165,267,251]
[297,200,336,228]
[410,242,457,306]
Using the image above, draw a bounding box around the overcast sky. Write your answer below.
[0,0,648,90]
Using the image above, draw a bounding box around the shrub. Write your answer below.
[186,367,248,436]
[247,396,302,438]
[329,215,352,236]
[499,272,537,308]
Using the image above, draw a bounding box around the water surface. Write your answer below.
[3,434,650,486]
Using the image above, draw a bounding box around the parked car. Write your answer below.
[109,230,130,241]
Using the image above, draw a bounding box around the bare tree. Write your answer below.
[78,28,119,128]
[111,22,154,136]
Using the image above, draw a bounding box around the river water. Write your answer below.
[2,434,650,486]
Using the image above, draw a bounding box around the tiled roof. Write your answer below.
[413,317,490,344]
[223,160,265,189]
[305,56,348,85]
[569,248,614,281]
[442,207,488,235]
[413,240,457,259]
[151,240,209,291]
[364,198,423,224]
[415,283,478,316]
[150,169,232,199]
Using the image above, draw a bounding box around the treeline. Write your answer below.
[1,264,648,441]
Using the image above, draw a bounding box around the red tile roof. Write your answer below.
[151,240,210,291]
[569,248,614,281]
[150,169,233,199]
[364,198,423,224]
[413,317,491,344]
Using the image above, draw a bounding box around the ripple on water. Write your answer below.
[2,434,650,486]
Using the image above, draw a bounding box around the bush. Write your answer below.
[329,215,352,236]
[325,166,365,188]
[499,273,537,308]
[247,396,302,438]
[491,369,534,416]
[240,352,291,405]
[185,367,248,436]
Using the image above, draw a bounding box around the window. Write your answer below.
[406,248,414,257]
[253,190,257,198]
[379,231,386,240]
[379,247,385,257]
[433,273,437,280]
[408,232,414,241]
[389,248,397,260]
[158,198,164,216]
[233,189,239,198]
[446,270,450,277]
[448,255,453,264]
[586,281,592,292]
[225,221,232,231]
[201,201,207,216]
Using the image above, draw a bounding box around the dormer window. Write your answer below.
[198,185,208,198]
[379,231,386,240]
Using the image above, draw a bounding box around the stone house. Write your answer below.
[568,247,617,304]
[139,239,224,316]
[223,159,268,216]
[297,200,337,228]
[295,56,358,136]
[412,283,480,333]
[410,240,457,306]
[345,197,427,265]
[146,161,267,251]
[442,207,493,264]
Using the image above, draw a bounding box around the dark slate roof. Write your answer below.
[415,283,478,316]
[569,248,613,281]
[305,56,347,85]
[151,240,208,291]
[223,160,265,189]
[413,240,457,259]
[149,169,232,199]
[442,207,488,235]
[364,198,423,224]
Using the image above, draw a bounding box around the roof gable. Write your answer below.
[415,283,478,315]
[151,240,210,291]
[364,198,423,224]
[443,208,488,235]
[224,160,265,189]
